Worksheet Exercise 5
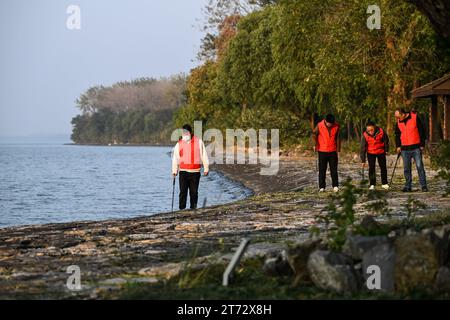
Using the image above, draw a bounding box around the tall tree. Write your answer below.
[408,0,450,38]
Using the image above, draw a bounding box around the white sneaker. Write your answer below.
[369,185,375,190]
[382,184,390,190]
[319,188,325,192]
[333,187,339,193]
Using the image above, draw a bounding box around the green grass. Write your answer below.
[118,258,315,300]
[386,209,450,232]
[116,258,393,300]
[114,256,450,300]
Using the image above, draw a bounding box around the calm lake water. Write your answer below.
[0,141,251,228]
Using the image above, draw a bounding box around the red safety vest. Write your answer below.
[397,112,421,147]
[317,120,340,152]
[179,135,202,170]
[363,127,386,155]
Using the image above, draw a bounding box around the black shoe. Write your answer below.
[402,187,412,192]
[421,186,429,192]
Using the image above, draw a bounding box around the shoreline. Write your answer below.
[0,165,255,231]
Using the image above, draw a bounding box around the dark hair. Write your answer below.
[182,124,192,134]
[366,120,376,127]
[325,114,335,124]
[396,108,408,115]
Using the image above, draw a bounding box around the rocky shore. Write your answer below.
[0,154,449,299]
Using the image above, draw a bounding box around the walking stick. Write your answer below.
[312,113,320,188]
[389,153,401,186]
[315,150,320,190]
[316,153,318,173]
[171,176,176,213]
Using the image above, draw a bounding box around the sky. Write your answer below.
[0,0,207,137]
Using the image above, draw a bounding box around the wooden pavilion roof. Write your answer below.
[411,73,450,98]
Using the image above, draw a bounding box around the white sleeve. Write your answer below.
[172,143,180,174]
[200,139,209,172]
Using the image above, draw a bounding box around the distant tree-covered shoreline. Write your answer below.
[71,75,186,145]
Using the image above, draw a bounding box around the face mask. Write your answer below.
[182,135,191,142]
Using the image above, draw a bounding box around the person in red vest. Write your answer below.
[313,114,341,192]
[172,124,209,210]
[394,109,428,192]
[360,120,390,190]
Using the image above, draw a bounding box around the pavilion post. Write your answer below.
[429,96,440,143]
[444,95,450,141]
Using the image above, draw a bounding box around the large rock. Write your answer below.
[435,266,450,293]
[343,235,389,261]
[244,242,286,260]
[307,250,360,293]
[101,277,159,286]
[358,216,383,233]
[358,215,383,234]
[427,225,450,264]
[138,263,183,279]
[362,243,396,293]
[395,232,448,293]
[431,224,450,241]
[262,250,293,277]
[286,239,321,282]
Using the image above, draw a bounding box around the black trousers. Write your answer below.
[367,153,388,186]
[179,171,201,210]
[318,151,339,189]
